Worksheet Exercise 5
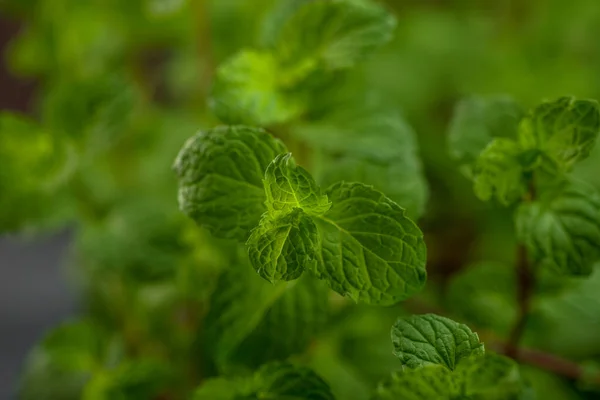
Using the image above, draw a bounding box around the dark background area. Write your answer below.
[0,17,76,398]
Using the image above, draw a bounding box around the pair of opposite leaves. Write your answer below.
[174,126,427,306]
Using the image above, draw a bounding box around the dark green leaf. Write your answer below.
[516,180,600,276]
[391,314,484,370]
[173,126,287,241]
[313,182,427,305]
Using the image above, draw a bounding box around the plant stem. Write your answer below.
[505,243,534,357]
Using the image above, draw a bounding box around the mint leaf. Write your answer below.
[230,276,329,369]
[515,180,600,276]
[209,50,304,126]
[264,153,331,216]
[519,97,600,170]
[204,258,328,370]
[277,0,396,70]
[296,105,428,218]
[391,314,484,370]
[448,95,524,164]
[473,138,528,205]
[193,363,335,400]
[247,209,319,282]
[254,362,336,400]
[372,365,457,400]
[313,182,427,305]
[0,112,73,231]
[173,126,287,241]
[457,354,526,399]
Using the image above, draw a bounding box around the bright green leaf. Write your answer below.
[173,126,287,241]
[313,182,427,305]
[263,153,331,216]
[473,138,528,206]
[247,209,319,282]
[209,50,304,126]
[276,0,396,70]
[391,314,484,370]
[519,97,600,170]
[515,180,600,276]
[448,95,524,164]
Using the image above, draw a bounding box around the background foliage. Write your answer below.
[2,0,600,399]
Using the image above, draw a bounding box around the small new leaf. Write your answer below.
[264,153,331,216]
[247,209,319,282]
[313,182,427,305]
[516,180,600,276]
[209,50,304,126]
[277,0,396,70]
[391,314,484,370]
[473,138,528,206]
[519,96,600,170]
[173,126,287,241]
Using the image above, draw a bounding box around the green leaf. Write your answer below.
[457,354,527,400]
[313,182,427,305]
[297,104,428,218]
[447,262,517,336]
[515,180,600,276]
[209,50,304,126]
[518,96,600,170]
[204,257,328,370]
[391,314,484,370]
[373,354,527,400]
[230,275,329,369]
[276,0,396,70]
[247,209,319,282]
[263,153,331,216]
[83,359,173,400]
[173,126,287,241]
[472,138,528,206]
[253,362,336,400]
[448,95,524,164]
[0,112,74,231]
[372,365,457,400]
[193,362,335,400]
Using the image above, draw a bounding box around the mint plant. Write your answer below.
[3,0,600,399]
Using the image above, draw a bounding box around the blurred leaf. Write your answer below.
[0,112,74,232]
[83,359,173,400]
[373,364,456,400]
[276,0,396,70]
[313,182,427,305]
[447,262,517,337]
[209,50,305,125]
[516,179,600,276]
[448,96,524,165]
[193,362,335,399]
[473,138,528,206]
[519,97,600,171]
[297,99,428,218]
[203,259,328,371]
[173,126,286,241]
